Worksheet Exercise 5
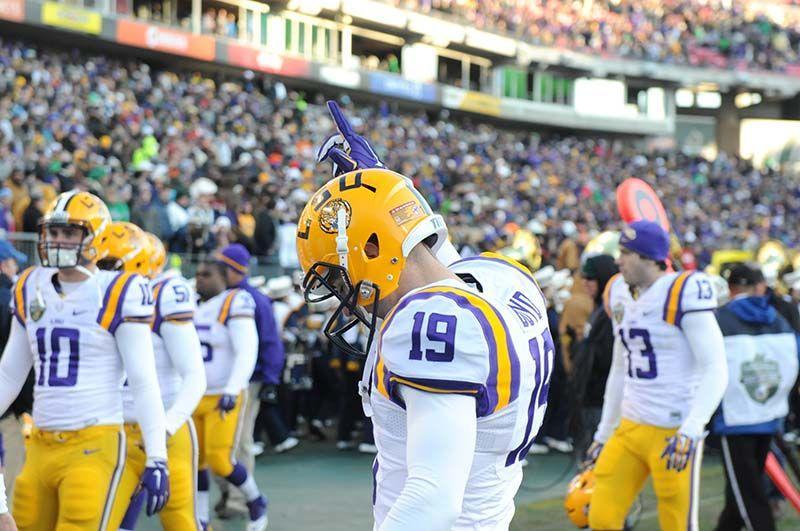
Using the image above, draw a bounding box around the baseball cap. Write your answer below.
[215,243,250,274]
[0,240,27,265]
[619,220,669,262]
[726,263,765,287]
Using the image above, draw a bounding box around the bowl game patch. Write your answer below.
[390,201,424,226]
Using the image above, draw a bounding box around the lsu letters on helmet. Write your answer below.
[564,468,595,528]
[296,169,447,356]
[38,190,112,269]
[97,222,152,276]
[145,232,167,278]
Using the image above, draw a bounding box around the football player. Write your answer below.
[98,224,207,530]
[584,220,728,530]
[193,260,268,531]
[0,191,169,530]
[297,168,548,529]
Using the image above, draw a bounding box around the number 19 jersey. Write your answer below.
[369,272,549,530]
[10,266,154,431]
[606,271,717,428]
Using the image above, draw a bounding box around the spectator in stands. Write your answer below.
[20,187,44,234]
[570,254,619,454]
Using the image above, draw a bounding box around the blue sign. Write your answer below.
[368,72,436,103]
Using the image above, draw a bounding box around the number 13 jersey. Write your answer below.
[10,266,154,431]
[606,271,717,429]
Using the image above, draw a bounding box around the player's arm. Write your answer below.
[158,280,206,435]
[0,320,33,418]
[377,292,491,529]
[223,291,258,396]
[113,275,167,462]
[673,272,727,438]
[660,272,727,472]
[591,336,625,445]
[378,388,476,531]
[161,321,206,435]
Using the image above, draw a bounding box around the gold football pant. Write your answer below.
[12,425,126,531]
[192,393,245,477]
[588,418,702,531]
[108,420,201,530]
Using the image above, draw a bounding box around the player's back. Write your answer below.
[615,271,717,428]
[370,277,550,530]
[12,266,153,431]
[194,287,254,394]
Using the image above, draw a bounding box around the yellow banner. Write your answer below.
[42,2,101,34]
[459,91,501,117]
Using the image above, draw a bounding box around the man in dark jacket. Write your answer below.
[713,264,800,531]
[0,239,32,501]
[214,244,296,516]
[572,254,619,454]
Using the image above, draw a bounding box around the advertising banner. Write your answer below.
[0,0,24,22]
[368,72,436,103]
[117,19,215,61]
[42,1,101,34]
[226,43,311,77]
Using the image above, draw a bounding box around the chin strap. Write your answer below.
[336,207,349,269]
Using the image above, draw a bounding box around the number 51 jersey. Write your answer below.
[607,271,717,429]
[10,266,154,431]
[369,275,550,529]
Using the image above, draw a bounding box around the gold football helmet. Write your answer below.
[296,169,447,355]
[145,232,167,278]
[564,468,594,528]
[38,191,112,269]
[97,222,151,276]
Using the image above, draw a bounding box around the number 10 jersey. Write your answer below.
[10,266,154,431]
[604,271,717,429]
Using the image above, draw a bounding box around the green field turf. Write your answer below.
[133,441,800,530]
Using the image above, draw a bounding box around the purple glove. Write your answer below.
[316,100,384,177]
[217,394,237,414]
[135,459,170,516]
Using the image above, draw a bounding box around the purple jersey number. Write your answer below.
[195,324,213,362]
[619,327,657,379]
[35,327,80,387]
[408,312,456,362]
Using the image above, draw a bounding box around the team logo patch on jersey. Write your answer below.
[740,353,781,404]
[612,302,625,324]
[29,297,46,322]
[318,199,352,234]
[390,201,424,226]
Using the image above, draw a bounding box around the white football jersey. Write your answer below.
[122,270,196,422]
[367,269,549,530]
[607,271,717,428]
[194,288,256,394]
[10,266,154,431]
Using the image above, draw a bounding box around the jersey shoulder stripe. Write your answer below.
[12,266,35,326]
[217,288,239,324]
[97,271,136,332]
[663,271,693,326]
[453,252,545,299]
[376,284,520,414]
[151,278,171,333]
[602,272,622,318]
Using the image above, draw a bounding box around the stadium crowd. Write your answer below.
[1,37,799,276]
[385,0,800,72]
[1,31,800,529]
